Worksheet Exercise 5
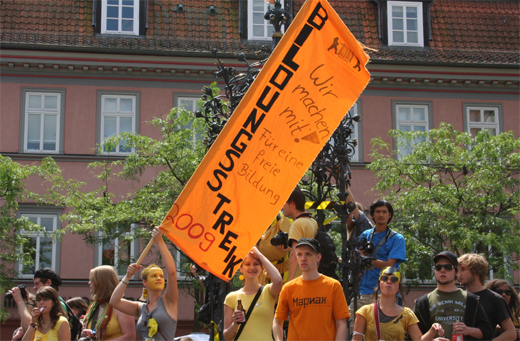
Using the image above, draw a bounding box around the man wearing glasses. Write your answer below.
[458,254,516,340]
[413,251,493,340]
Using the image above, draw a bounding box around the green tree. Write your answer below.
[0,156,59,321]
[46,106,206,250]
[368,123,520,282]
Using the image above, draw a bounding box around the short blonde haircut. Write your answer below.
[89,265,119,301]
[142,263,162,280]
[458,254,488,285]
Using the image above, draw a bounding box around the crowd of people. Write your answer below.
[8,187,520,341]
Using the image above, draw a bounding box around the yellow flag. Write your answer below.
[160,0,370,281]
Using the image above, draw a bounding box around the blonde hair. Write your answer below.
[458,254,488,284]
[89,265,119,301]
[142,263,162,280]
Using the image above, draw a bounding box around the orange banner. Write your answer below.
[160,0,370,281]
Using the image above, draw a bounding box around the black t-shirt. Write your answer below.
[474,288,512,335]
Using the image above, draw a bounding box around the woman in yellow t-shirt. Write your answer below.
[223,246,283,341]
[80,266,136,340]
[353,267,448,341]
[22,286,70,341]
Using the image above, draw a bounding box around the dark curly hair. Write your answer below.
[485,279,519,318]
[35,286,64,329]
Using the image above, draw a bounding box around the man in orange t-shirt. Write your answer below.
[273,238,349,341]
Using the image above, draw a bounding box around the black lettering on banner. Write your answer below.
[242,108,265,134]
[212,210,233,235]
[219,149,241,172]
[213,193,231,214]
[222,245,242,278]
[282,45,301,71]
[256,85,280,112]
[218,230,239,251]
[207,169,228,192]
[270,64,294,91]
[294,24,313,47]
[231,128,253,153]
[307,2,328,30]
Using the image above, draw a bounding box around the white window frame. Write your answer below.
[348,103,361,163]
[23,91,62,154]
[99,93,137,155]
[394,102,431,158]
[248,0,285,40]
[464,105,501,138]
[17,213,59,279]
[95,224,138,279]
[387,1,424,47]
[177,96,202,144]
[101,0,139,35]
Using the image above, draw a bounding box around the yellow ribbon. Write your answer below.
[148,317,158,337]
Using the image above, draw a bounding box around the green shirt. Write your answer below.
[427,288,467,339]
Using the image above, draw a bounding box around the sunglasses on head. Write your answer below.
[495,289,512,296]
[434,263,455,271]
[380,275,399,283]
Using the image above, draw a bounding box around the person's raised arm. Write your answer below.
[154,227,178,318]
[345,190,360,220]
[10,286,32,333]
[287,240,298,281]
[109,263,142,317]
[251,246,283,299]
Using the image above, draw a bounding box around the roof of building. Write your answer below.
[1,0,518,65]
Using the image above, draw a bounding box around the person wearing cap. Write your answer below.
[413,251,494,340]
[353,266,448,341]
[273,238,349,341]
[279,187,319,282]
[457,254,516,341]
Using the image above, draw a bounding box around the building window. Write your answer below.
[248,0,284,40]
[464,105,501,137]
[348,103,362,163]
[95,225,138,278]
[387,1,424,47]
[22,90,64,154]
[394,102,431,157]
[177,96,202,144]
[101,0,139,35]
[17,210,60,278]
[98,92,139,155]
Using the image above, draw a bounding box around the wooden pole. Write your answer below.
[136,238,155,266]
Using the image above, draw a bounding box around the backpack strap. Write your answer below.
[369,228,396,258]
[234,286,263,341]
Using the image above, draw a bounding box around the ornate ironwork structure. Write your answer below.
[264,0,291,48]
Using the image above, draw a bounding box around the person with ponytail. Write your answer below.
[110,227,178,341]
[80,266,135,340]
[22,286,70,341]
[223,246,283,341]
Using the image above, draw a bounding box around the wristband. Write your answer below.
[30,322,38,329]
[352,331,365,340]
[121,279,129,285]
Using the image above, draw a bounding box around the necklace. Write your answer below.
[39,321,52,333]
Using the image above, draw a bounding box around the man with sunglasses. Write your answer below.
[458,254,516,340]
[414,251,494,340]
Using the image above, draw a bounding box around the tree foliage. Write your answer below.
[368,123,520,281]
[45,107,206,249]
[0,156,60,320]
